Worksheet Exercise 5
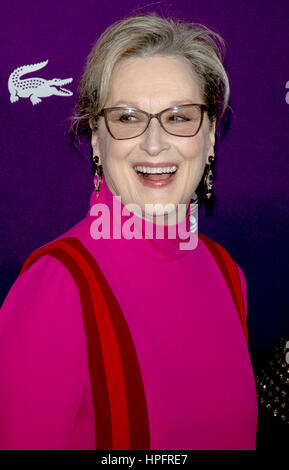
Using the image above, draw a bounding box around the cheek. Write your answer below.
[181,139,208,183]
[105,141,130,160]
[182,139,207,164]
[102,143,132,180]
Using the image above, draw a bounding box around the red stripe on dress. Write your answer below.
[213,242,248,344]
[17,245,112,449]
[44,240,130,450]
[62,237,150,450]
[198,234,248,344]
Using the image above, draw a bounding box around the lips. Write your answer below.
[133,164,178,188]
[139,172,176,180]
[132,162,179,168]
[133,162,178,175]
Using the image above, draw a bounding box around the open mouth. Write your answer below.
[134,165,178,180]
[133,165,178,187]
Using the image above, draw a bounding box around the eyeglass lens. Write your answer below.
[105,105,203,138]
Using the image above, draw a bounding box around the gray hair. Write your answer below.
[70,12,230,142]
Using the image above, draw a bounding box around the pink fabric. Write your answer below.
[0,175,258,449]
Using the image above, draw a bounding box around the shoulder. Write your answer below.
[0,245,88,378]
[198,233,246,276]
[0,248,82,334]
[198,233,248,314]
[18,250,79,298]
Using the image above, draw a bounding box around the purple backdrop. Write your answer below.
[1,0,288,361]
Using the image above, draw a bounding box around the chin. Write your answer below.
[142,197,179,215]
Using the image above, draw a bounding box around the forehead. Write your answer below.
[106,55,202,107]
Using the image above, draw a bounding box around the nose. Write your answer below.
[139,116,170,155]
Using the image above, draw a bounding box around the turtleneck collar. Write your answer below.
[87,175,198,261]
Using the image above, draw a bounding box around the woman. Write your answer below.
[0,13,258,450]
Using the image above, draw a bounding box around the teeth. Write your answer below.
[134,165,177,174]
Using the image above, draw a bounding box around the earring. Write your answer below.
[204,155,215,199]
[93,155,103,199]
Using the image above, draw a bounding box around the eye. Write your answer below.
[171,115,185,121]
[119,113,138,122]
[167,113,189,122]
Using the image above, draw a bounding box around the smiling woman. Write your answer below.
[97,101,208,197]
[0,12,258,450]
[88,54,216,225]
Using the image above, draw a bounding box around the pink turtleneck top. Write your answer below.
[0,176,258,450]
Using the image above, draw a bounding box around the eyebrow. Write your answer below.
[111,99,195,108]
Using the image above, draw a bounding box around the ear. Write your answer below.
[206,119,216,164]
[89,118,100,155]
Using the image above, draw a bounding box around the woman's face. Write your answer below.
[91,55,215,223]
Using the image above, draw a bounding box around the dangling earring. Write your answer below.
[204,155,215,199]
[189,191,198,233]
[93,155,103,199]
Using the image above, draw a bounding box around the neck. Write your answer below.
[88,175,198,260]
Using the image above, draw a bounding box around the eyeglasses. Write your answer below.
[97,104,208,140]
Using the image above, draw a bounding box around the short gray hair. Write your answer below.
[70,12,230,142]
